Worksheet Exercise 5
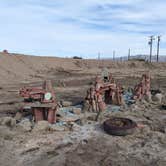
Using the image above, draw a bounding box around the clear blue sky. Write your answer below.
[0,0,165,58]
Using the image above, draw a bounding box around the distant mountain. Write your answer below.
[109,55,166,62]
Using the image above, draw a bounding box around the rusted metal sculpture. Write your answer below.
[85,76,123,114]
[20,80,57,124]
[133,73,151,100]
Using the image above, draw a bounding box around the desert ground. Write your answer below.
[0,52,166,166]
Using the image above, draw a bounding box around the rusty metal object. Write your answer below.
[85,75,123,114]
[134,73,151,100]
[103,117,137,136]
[20,80,57,124]
[33,108,44,122]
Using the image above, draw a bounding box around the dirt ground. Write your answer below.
[0,52,166,166]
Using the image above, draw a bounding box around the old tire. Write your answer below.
[103,117,137,136]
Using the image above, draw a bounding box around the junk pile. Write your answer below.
[85,75,123,113]
[20,80,57,124]
[84,71,154,135]
[17,72,158,136]
[85,73,152,109]
[19,80,84,131]
[133,73,151,100]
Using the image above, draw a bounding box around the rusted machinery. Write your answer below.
[85,75,123,113]
[20,80,57,124]
[133,73,151,100]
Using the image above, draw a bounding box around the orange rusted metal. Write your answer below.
[133,73,151,100]
[20,80,57,124]
[85,75,123,113]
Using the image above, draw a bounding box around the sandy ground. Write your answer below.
[0,52,166,166]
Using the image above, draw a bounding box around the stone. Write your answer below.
[61,101,73,107]
[56,109,66,118]
[14,112,23,121]
[69,122,81,131]
[0,117,16,128]
[72,108,82,115]
[50,125,65,131]
[144,93,152,102]
[17,119,32,132]
[60,115,80,122]
[33,121,50,132]
[152,93,163,103]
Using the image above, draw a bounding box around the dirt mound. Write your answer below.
[0,52,166,86]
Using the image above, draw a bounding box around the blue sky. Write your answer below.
[0,0,165,58]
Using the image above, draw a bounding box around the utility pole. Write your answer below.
[156,36,161,62]
[98,52,101,60]
[113,50,115,61]
[128,48,131,61]
[148,35,155,63]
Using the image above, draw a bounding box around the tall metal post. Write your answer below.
[98,52,101,60]
[156,36,161,62]
[128,48,131,60]
[113,50,115,61]
[148,36,155,63]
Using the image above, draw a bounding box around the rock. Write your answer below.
[72,108,82,115]
[69,122,81,131]
[50,124,65,131]
[56,109,66,118]
[17,119,32,132]
[61,115,80,122]
[0,117,16,128]
[61,101,73,107]
[130,104,140,111]
[86,113,97,121]
[140,125,151,134]
[144,93,152,102]
[14,112,23,121]
[33,121,50,132]
[152,93,163,103]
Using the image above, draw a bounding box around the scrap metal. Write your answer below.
[85,74,123,113]
[103,117,137,136]
[133,73,151,100]
[20,80,57,124]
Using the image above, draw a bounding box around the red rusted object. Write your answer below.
[33,108,44,121]
[47,108,56,124]
[20,80,57,124]
[85,75,123,113]
[134,73,151,100]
